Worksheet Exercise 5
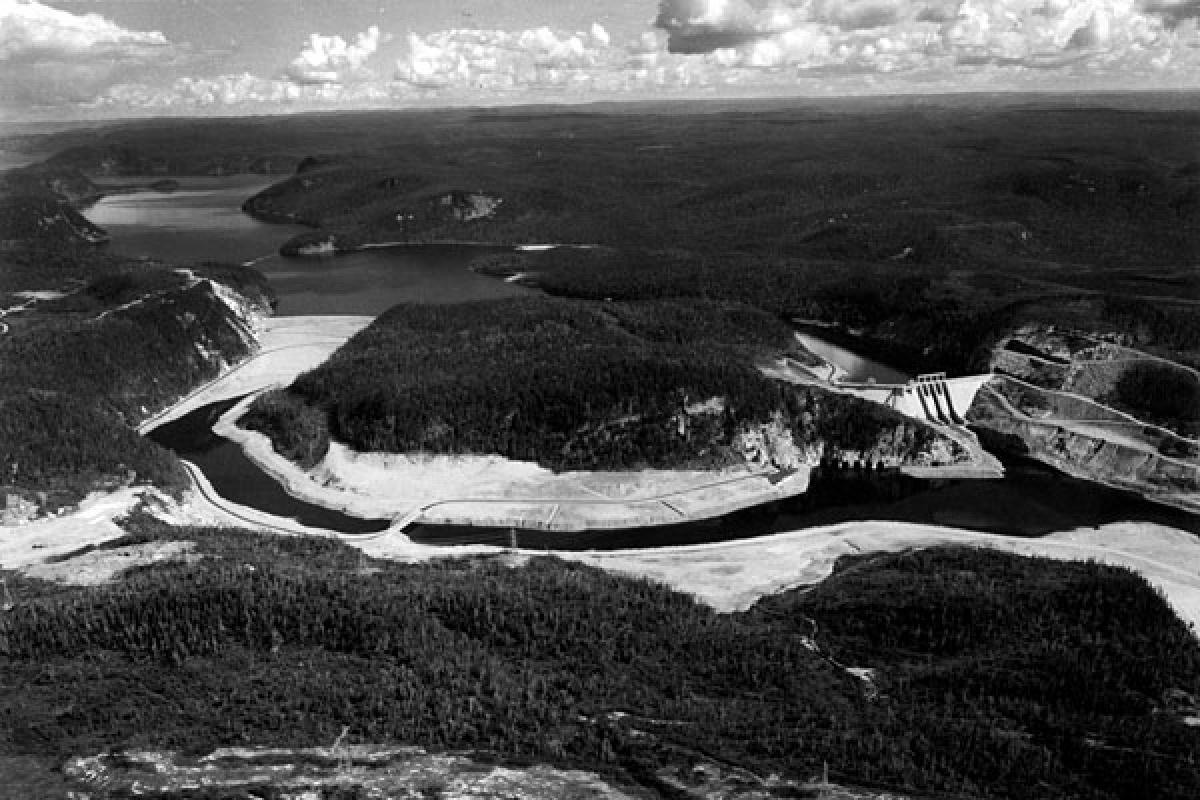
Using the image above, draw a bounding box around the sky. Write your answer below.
[2,0,1199,120]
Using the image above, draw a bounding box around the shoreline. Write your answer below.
[138,315,373,433]
[282,239,579,257]
[5,486,1199,637]
[215,394,812,532]
[143,312,816,533]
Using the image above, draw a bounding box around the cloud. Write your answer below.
[399,24,624,91]
[0,0,169,62]
[0,0,180,108]
[652,0,1198,78]
[30,5,1200,116]
[94,72,402,113]
[286,26,383,85]
[1142,0,1200,25]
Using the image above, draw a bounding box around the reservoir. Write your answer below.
[86,176,306,265]
[146,398,1200,543]
[795,331,911,384]
[97,177,1199,545]
[85,178,531,316]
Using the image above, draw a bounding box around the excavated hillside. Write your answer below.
[969,327,1200,512]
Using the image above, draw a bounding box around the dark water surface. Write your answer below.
[795,332,912,384]
[149,400,1200,544]
[261,244,530,315]
[147,399,390,534]
[405,455,1200,548]
[83,178,532,316]
[85,177,304,265]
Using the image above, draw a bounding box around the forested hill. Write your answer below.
[227,104,1192,377]
[247,296,956,473]
[0,260,273,517]
[5,525,1200,799]
[0,150,275,518]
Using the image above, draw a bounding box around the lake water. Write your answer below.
[795,331,911,384]
[85,177,303,265]
[102,176,1197,542]
[84,179,531,316]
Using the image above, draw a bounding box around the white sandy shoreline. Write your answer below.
[139,312,813,531]
[4,486,1199,636]
[215,393,811,531]
[138,314,374,433]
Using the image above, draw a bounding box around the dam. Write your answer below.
[837,372,993,426]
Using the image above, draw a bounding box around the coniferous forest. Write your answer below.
[2,526,1198,799]
[0,247,273,508]
[247,296,944,471]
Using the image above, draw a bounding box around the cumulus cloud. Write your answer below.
[24,4,1200,115]
[286,25,383,85]
[0,0,169,62]
[94,72,402,113]
[399,24,623,91]
[0,0,179,107]
[87,23,396,112]
[653,0,1199,77]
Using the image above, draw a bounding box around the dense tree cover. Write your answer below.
[227,104,1198,374]
[225,105,1200,266]
[1,276,258,421]
[244,162,432,229]
[0,241,133,294]
[476,247,1012,375]
[36,268,189,313]
[0,196,108,246]
[1115,362,1200,435]
[2,527,1197,799]
[0,391,185,501]
[286,296,788,470]
[1102,295,1200,355]
[268,296,941,471]
[768,547,1200,798]
[0,259,272,507]
[242,389,331,469]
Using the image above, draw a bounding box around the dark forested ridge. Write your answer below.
[0,142,275,513]
[224,104,1197,377]
[2,526,1198,799]
[249,296,946,472]
[0,264,272,511]
[473,247,1016,376]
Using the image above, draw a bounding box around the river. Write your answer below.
[143,398,1200,543]
[90,177,1199,542]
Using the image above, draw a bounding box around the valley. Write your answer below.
[1,97,1198,799]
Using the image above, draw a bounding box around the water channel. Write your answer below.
[89,178,1200,544]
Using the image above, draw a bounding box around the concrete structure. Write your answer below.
[836,373,993,426]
